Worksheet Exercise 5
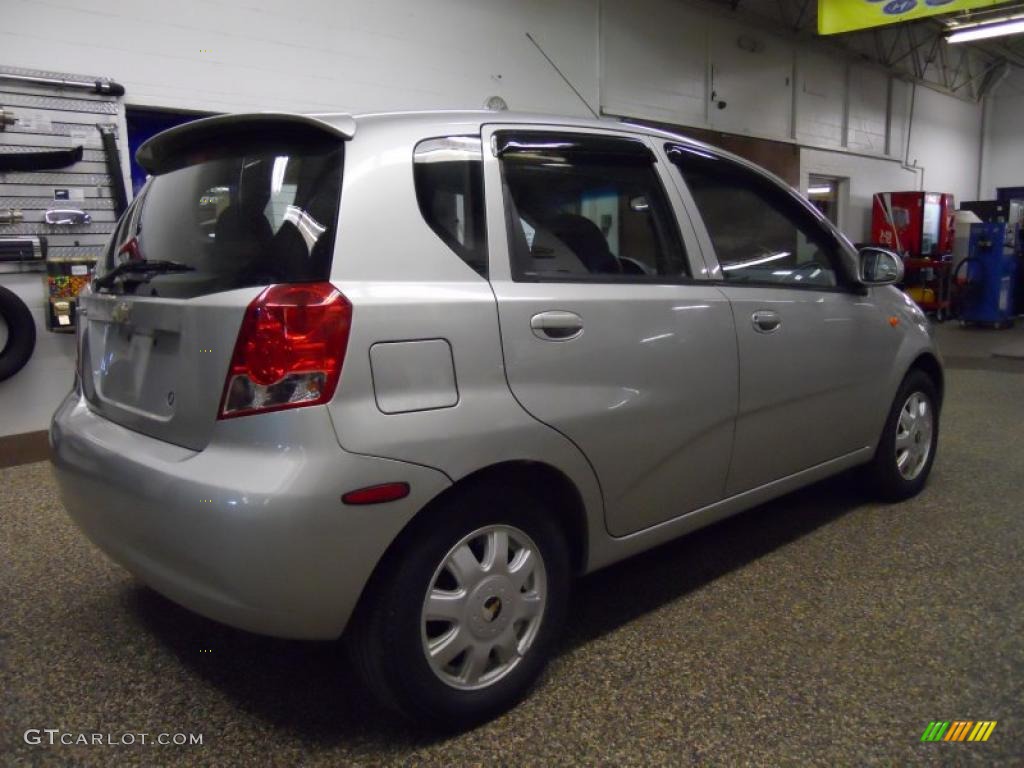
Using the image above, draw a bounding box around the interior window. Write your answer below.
[497,132,687,282]
[414,136,488,277]
[102,192,145,270]
[668,145,844,288]
[98,138,345,299]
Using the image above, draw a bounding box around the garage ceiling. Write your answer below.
[707,0,1024,100]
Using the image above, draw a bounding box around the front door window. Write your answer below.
[496,132,689,282]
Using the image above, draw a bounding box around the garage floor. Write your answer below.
[4,324,1023,766]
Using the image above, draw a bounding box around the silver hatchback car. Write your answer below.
[51,110,941,727]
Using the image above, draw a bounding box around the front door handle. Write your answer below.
[751,310,781,333]
[530,311,583,341]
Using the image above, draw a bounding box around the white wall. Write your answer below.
[600,0,708,126]
[601,0,909,157]
[0,0,599,117]
[0,273,77,437]
[981,69,1024,198]
[799,81,984,243]
[800,149,918,242]
[1,0,985,190]
[600,0,984,242]
[795,50,845,148]
[0,0,988,175]
[707,15,794,138]
[907,85,984,205]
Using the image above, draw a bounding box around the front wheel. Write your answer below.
[348,483,570,729]
[864,370,939,501]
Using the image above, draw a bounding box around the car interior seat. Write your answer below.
[545,213,621,275]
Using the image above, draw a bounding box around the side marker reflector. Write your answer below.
[342,482,411,505]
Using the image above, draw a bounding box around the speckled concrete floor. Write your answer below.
[3,333,1023,766]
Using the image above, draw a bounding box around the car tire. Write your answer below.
[348,479,570,729]
[0,285,36,383]
[864,369,939,501]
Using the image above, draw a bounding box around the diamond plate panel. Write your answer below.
[0,92,119,115]
[0,172,110,185]
[0,197,114,210]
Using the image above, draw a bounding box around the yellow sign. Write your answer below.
[818,0,1005,35]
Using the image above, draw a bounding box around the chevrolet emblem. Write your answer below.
[111,300,132,324]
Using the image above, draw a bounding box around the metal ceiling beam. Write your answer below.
[888,25,933,69]
[794,0,814,32]
[965,37,1024,68]
[952,57,1000,92]
[700,0,1009,100]
[950,46,969,90]
[710,0,1021,96]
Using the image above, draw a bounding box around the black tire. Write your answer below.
[864,369,940,501]
[347,480,570,730]
[0,285,36,382]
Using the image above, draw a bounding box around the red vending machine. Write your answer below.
[871,191,955,257]
[871,191,956,319]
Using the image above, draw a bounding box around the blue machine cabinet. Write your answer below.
[958,223,1017,327]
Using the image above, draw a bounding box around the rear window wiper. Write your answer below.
[94,259,195,291]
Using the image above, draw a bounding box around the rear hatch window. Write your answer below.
[97,137,343,298]
[81,127,345,450]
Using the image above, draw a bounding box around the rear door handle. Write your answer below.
[530,311,583,341]
[751,310,781,333]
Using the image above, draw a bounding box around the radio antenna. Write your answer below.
[525,32,600,119]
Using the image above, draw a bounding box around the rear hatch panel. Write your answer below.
[81,289,257,451]
[80,113,347,450]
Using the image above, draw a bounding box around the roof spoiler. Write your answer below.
[136,112,356,175]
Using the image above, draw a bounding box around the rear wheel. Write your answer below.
[348,482,570,729]
[864,370,939,501]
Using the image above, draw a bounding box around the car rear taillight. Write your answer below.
[219,282,352,419]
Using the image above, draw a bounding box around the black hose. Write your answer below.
[97,124,129,217]
[951,257,983,320]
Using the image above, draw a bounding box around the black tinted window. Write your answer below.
[414,137,487,277]
[497,132,687,282]
[669,145,844,288]
[100,139,343,298]
[103,195,141,266]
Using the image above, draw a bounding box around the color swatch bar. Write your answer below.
[921,721,996,742]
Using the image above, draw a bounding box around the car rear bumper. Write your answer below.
[49,390,450,639]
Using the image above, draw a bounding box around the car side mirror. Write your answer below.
[858,247,904,286]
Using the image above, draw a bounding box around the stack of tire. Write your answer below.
[0,285,35,382]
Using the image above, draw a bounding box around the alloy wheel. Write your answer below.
[420,524,547,691]
[895,391,934,481]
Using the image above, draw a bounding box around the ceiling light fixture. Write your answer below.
[946,16,1024,44]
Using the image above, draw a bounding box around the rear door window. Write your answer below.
[413,136,488,277]
[99,138,344,298]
